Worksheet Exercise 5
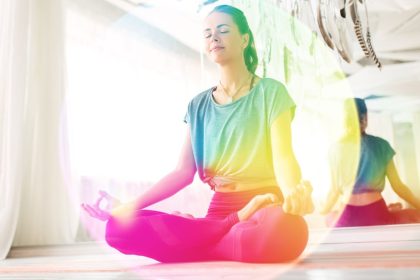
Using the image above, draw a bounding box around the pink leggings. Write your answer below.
[105,187,308,263]
[331,198,420,227]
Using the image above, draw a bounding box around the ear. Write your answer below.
[242,33,250,49]
[360,114,368,131]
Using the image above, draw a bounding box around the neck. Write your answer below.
[218,60,251,91]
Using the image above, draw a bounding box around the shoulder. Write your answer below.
[365,134,391,147]
[364,134,396,165]
[257,78,290,102]
[187,87,214,107]
[259,78,287,92]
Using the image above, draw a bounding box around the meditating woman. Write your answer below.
[321,98,420,227]
[82,4,313,263]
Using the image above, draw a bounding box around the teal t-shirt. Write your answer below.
[329,134,395,194]
[184,78,295,190]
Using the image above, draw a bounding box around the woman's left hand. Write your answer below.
[388,202,403,213]
[282,180,314,216]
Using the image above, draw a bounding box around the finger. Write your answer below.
[81,203,89,213]
[88,204,110,220]
[297,183,313,215]
[292,197,304,216]
[100,191,121,209]
[290,190,302,215]
[86,203,107,218]
[82,204,100,218]
[305,198,315,214]
[301,180,313,194]
[99,190,114,204]
[295,189,308,216]
[284,196,297,215]
[83,204,99,216]
[94,196,105,208]
[81,203,95,214]
[99,190,109,198]
[82,203,110,221]
[302,192,314,215]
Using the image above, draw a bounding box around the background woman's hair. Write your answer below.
[354,98,368,123]
[209,5,259,74]
[342,97,368,138]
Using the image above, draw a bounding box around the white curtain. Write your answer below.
[0,0,28,260]
[0,0,78,259]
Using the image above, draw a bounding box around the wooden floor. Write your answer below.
[1,224,420,279]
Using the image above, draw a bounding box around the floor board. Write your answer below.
[2,224,420,279]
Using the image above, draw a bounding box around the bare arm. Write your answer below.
[83,127,197,220]
[271,110,301,193]
[271,110,313,215]
[319,187,340,215]
[387,160,420,209]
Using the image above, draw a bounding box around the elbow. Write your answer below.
[184,173,195,185]
[173,168,196,185]
[391,183,410,196]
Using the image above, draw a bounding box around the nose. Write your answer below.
[210,33,219,42]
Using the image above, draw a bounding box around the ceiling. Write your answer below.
[345,0,420,120]
[108,0,420,119]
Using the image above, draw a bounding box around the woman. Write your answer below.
[82,5,313,263]
[321,98,420,227]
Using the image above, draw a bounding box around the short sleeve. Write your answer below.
[268,82,296,126]
[381,139,396,165]
[183,102,191,124]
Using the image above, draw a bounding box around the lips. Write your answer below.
[211,46,224,52]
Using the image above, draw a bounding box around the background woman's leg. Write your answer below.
[390,209,420,224]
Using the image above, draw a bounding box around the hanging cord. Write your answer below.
[363,0,382,69]
[349,0,382,69]
[349,0,370,57]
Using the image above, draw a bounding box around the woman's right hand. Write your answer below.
[81,190,122,221]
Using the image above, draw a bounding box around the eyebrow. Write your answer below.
[204,24,231,32]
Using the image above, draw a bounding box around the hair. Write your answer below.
[342,98,368,139]
[208,5,259,74]
[354,98,367,123]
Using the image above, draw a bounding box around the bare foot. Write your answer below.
[237,193,279,221]
[171,211,194,219]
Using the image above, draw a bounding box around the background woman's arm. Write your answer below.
[387,160,420,209]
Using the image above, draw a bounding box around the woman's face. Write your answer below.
[202,12,249,65]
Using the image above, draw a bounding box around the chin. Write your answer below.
[209,54,229,65]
